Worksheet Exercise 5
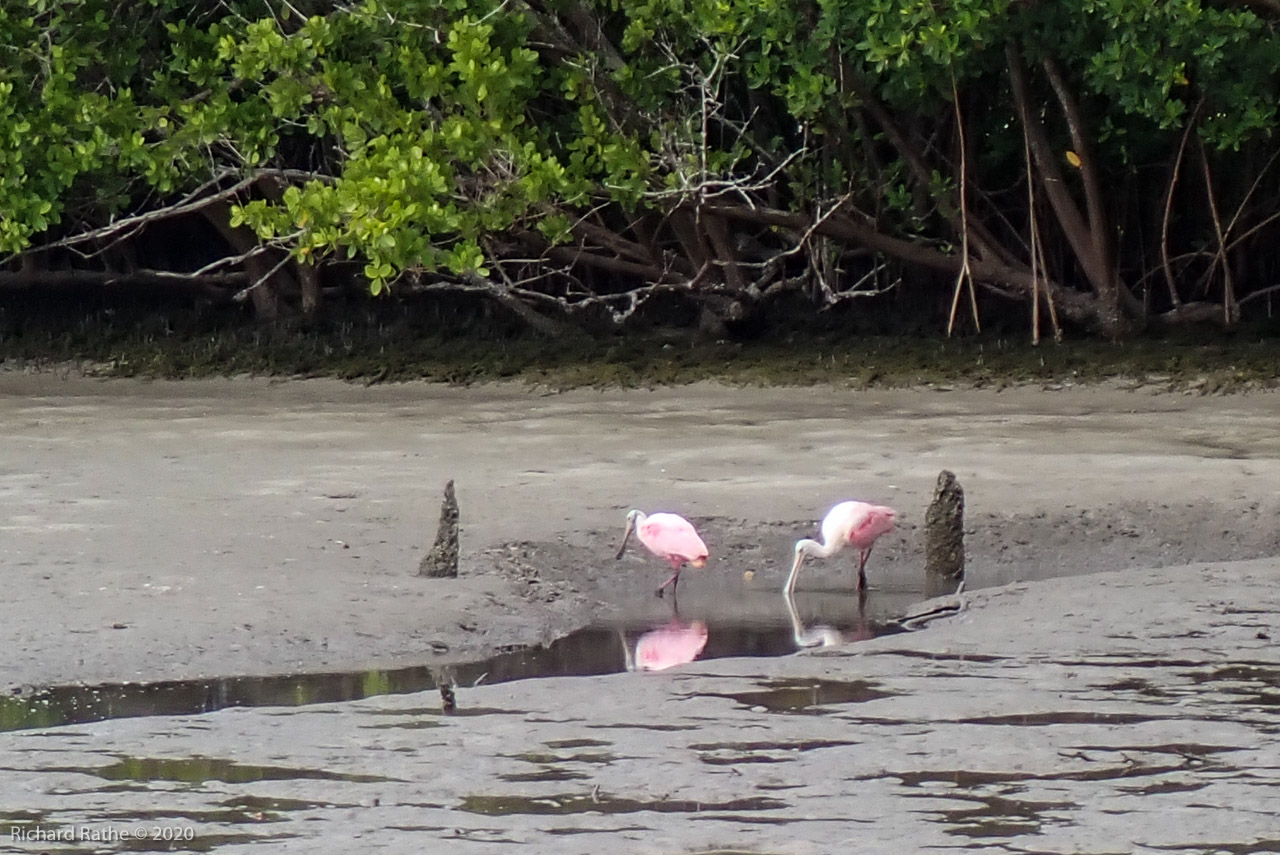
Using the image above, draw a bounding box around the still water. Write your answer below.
[0,588,928,733]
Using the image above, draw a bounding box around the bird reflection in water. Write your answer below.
[621,618,709,672]
[783,588,872,649]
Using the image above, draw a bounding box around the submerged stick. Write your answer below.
[418,479,460,578]
[924,469,965,596]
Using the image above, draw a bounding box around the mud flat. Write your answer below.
[2,374,1279,852]
[1,558,1277,853]
[2,374,1279,692]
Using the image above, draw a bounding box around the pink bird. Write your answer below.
[615,509,709,597]
[785,501,897,594]
[628,620,709,671]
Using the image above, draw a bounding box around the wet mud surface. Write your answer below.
[1,374,1279,851]
[2,374,1278,691]
[1,560,1277,853]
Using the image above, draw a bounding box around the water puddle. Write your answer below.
[546,824,651,835]
[1,590,905,733]
[956,711,1167,726]
[544,738,611,748]
[1120,779,1209,796]
[19,756,398,784]
[691,738,858,765]
[1070,742,1243,758]
[1146,841,1280,854]
[499,768,592,783]
[873,649,1009,664]
[935,792,1074,838]
[458,792,788,816]
[506,750,621,765]
[693,678,898,714]
[1187,664,1280,708]
[878,753,1217,789]
[219,794,337,815]
[0,809,45,827]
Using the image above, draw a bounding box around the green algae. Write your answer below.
[2,295,1278,390]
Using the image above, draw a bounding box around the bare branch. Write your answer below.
[1160,98,1204,311]
[1194,135,1236,323]
[1220,144,1280,242]
[232,250,296,303]
[0,267,244,291]
[5,168,328,264]
[946,65,980,337]
[706,199,1107,327]
[1237,282,1280,307]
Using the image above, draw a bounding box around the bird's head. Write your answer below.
[615,509,643,560]
[794,538,821,560]
[785,539,816,590]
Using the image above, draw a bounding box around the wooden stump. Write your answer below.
[417,480,459,578]
[438,682,457,714]
[434,665,458,714]
[924,469,965,596]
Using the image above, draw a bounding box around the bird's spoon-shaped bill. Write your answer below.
[615,515,636,560]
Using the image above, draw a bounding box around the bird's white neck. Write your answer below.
[798,537,838,559]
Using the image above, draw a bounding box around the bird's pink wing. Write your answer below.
[848,505,897,547]
[641,514,709,562]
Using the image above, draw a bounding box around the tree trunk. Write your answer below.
[200,199,296,323]
[297,261,322,321]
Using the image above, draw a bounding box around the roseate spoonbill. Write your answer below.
[623,619,710,671]
[784,501,897,594]
[615,510,709,597]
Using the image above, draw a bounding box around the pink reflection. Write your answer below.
[630,620,709,672]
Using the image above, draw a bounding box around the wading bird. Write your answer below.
[785,501,897,594]
[615,510,709,597]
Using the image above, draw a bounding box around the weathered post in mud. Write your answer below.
[433,664,459,713]
[924,469,965,597]
[418,479,460,578]
[438,682,458,714]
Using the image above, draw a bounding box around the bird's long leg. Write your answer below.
[655,569,681,598]
[856,547,873,591]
